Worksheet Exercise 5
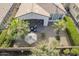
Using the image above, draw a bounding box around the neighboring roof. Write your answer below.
[54,3,66,13]
[15,3,66,17]
[0,3,13,24]
[75,3,79,8]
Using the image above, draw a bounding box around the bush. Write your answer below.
[0,30,7,46]
[1,38,12,48]
[71,48,79,55]
[63,49,70,55]
[64,16,79,46]
[32,41,60,56]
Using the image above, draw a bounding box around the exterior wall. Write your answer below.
[44,18,49,26]
[17,12,49,26]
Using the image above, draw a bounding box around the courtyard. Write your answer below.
[36,26,71,47]
[13,24,71,48]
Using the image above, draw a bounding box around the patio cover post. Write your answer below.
[43,18,49,26]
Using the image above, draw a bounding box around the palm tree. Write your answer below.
[53,19,66,40]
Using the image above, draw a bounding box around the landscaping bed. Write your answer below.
[59,48,79,56]
[0,18,30,48]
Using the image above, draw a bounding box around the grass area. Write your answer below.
[64,16,79,46]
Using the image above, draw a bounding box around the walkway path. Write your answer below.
[59,31,71,47]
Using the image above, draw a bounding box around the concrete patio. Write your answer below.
[36,26,71,47]
[13,26,71,47]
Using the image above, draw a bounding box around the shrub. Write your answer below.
[0,30,7,46]
[71,48,79,55]
[32,40,60,56]
[64,16,79,45]
[63,49,70,55]
[1,38,12,48]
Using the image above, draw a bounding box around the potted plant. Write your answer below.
[41,33,45,39]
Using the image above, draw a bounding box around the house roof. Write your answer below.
[0,3,66,24]
[0,3,13,24]
[15,3,66,17]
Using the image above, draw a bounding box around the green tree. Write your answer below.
[53,19,66,40]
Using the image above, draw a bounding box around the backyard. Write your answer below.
[0,16,79,56]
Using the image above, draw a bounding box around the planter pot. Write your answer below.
[55,35,60,41]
